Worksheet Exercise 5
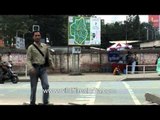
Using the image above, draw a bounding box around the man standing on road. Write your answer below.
[26,31,54,105]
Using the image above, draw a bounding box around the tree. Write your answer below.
[132,15,140,40]
[101,15,159,48]
[0,15,34,47]
[31,15,68,46]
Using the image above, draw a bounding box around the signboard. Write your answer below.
[148,15,159,28]
[68,16,101,46]
[72,47,81,54]
[16,37,25,49]
[108,51,120,62]
[32,25,40,32]
[90,17,101,45]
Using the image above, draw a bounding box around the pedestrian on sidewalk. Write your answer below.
[7,52,13,65]
[134,52,138,72]
[126,51,132,72]
[26,31,54,105]
[156,54,160,75]
[131,52,137,74]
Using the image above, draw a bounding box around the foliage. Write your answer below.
[102,15,159,48]
[0,15,34,47]
[0,15,159,50]
[30,15,68,46]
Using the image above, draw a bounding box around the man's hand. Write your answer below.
[29,68,36,75]
[51,65,54,71]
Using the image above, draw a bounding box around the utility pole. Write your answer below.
[125,16,128,44]
[144,27,149,40]
[147,28,149,40]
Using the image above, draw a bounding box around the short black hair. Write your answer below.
[32,31,41,36]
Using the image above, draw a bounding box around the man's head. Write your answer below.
[32,31,41,43]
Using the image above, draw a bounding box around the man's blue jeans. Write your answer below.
[29,65,49,104]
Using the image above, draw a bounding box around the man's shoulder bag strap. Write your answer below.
[32,44,45,57]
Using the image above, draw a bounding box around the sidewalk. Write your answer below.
[18,72,160,82]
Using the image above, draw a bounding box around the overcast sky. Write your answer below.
[95,15,148,24]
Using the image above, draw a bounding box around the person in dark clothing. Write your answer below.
[155,54,160,65]
[134,52,138,72]
[126,51,132,72]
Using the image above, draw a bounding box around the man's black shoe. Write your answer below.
[30,102,36,105]
[23,102,36,105]
[38,103,53,105]
[44,103,53,105]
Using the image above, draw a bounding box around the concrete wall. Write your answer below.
[1,51,158,74]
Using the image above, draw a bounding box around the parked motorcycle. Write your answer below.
[0,61,19,84]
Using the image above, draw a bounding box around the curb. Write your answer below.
[18,77,160,82]
[122,77,160,81]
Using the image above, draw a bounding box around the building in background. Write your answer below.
[0,39,4,47]
[148,15,160,29]
[148,15,160,39]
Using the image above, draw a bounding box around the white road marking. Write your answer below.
[74,82,101,105]
[122,82,141,105]
[75,98,92,101]
[0,94,4,96]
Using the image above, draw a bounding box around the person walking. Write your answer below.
[134,52,138,72]
[126,51,132,73]
[156,54,160,75]
[26,31,54,105]
[7,52,13,65]
[131,53,136,74]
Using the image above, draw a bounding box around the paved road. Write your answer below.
[0,80,159,105]
[18,73,160,82]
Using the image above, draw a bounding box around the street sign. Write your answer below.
[68,16,101,46]
[32,25,40,32]
[72,47,81,54]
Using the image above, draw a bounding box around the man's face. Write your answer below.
[33,32,41,42]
